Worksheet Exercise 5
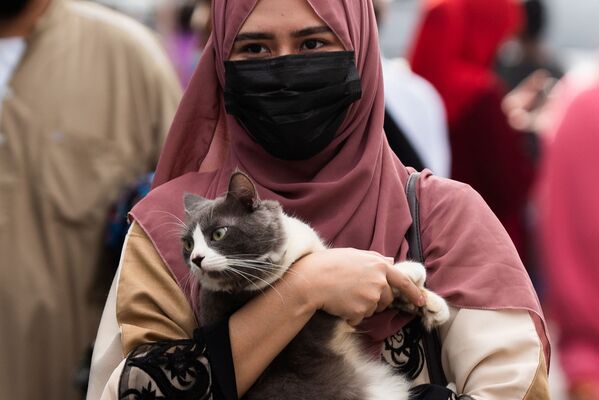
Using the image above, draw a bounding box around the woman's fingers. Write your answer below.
[376,285,394,313]
[292,248,426,322]
[386,266,426,307]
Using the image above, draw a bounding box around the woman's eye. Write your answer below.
[182,237,194,252]
[302,39,325,51]
[212,227,228,241]
[243,44,268,54]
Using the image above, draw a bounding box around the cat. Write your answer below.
[181,171,450,400]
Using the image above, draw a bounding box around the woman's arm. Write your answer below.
[89,222,424,399]
[440,307,549,399]
[232,247,426,394]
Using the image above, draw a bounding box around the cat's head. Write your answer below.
[182,171,287,293]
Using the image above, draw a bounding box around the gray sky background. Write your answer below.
[380,0,599,71]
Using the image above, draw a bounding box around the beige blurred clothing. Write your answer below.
[0,1,182,399]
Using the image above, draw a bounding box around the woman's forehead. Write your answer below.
[237,0,328,36]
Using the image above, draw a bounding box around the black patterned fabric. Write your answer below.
[118,320,468,400]
[382,318,426,380]
[119,332,213,400]
[410,384,465,400]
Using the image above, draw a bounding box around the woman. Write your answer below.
[410,0,536,259]
[88,0,549,399]
[538,73,599,400]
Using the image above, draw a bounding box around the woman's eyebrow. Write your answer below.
[235,32,275,42]
[292,26,333,38]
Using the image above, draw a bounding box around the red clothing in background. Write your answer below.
[410,0,534,256]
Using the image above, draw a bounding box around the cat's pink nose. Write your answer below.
[192,256,205,268]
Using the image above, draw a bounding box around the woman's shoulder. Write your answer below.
[416,170,516,255]
[418,171,486,213]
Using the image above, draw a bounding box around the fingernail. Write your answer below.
[418,295,426,307]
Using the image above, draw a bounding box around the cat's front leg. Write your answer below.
[391,261,450,330]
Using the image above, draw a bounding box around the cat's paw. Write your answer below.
[395,260,426,288]
[421,290,450,331]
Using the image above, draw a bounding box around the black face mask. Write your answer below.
[0,0,31,20]
[224,51,362,161]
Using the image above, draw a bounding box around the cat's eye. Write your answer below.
[182,237,194,252]
[212,227,228,241]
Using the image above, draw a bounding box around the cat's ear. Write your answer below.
[227,171,258,212]
[183,192,206,215]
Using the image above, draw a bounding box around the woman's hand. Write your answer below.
[289,248,426,326]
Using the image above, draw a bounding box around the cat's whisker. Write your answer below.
[225,254,268,258]
[223,268,267,295]
[240,238,283,244]
[226,261,283,271]
[155,224,189,239]
[228,266,285,280]
[228,258,281,265]
[223,269,264,293]
[164,228,188,239]
[153,220,187,229]
[147,210,188,230]
[236,269,290,295]
[226,264,296,281]
[226,268,284,300]
[225,260,304,280]
[180,271,194,294]
[225,257,279,264]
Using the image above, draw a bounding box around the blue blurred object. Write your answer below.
[105,172,154,252]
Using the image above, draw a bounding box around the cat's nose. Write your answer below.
[192,256,205,268]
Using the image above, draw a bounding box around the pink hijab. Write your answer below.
[131,0,549,362]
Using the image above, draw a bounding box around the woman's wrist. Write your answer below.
[283,253,323,316]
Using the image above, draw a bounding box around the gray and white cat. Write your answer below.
[181,171,450,400]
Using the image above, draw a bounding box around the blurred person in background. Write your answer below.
[0,0,181,399]
[496,0,563,92]
[498,0,562,166]
[374,0,451,177]
[409,0,536,261]
[155,0,211,87]
[538,68,599,400]
[190,0,212,50]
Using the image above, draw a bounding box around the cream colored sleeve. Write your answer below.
[87,222,197,399]
[98,360,125,400]
[439,307,550,399]
[116,221,197,354]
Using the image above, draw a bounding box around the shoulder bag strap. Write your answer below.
[405,172,448,387]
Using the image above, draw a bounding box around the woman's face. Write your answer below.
[228,0,345,61]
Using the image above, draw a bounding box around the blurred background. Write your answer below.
[90,0,599,70]
[380,0,599,70]
[92,0,599,73]
[2,0,598,399]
